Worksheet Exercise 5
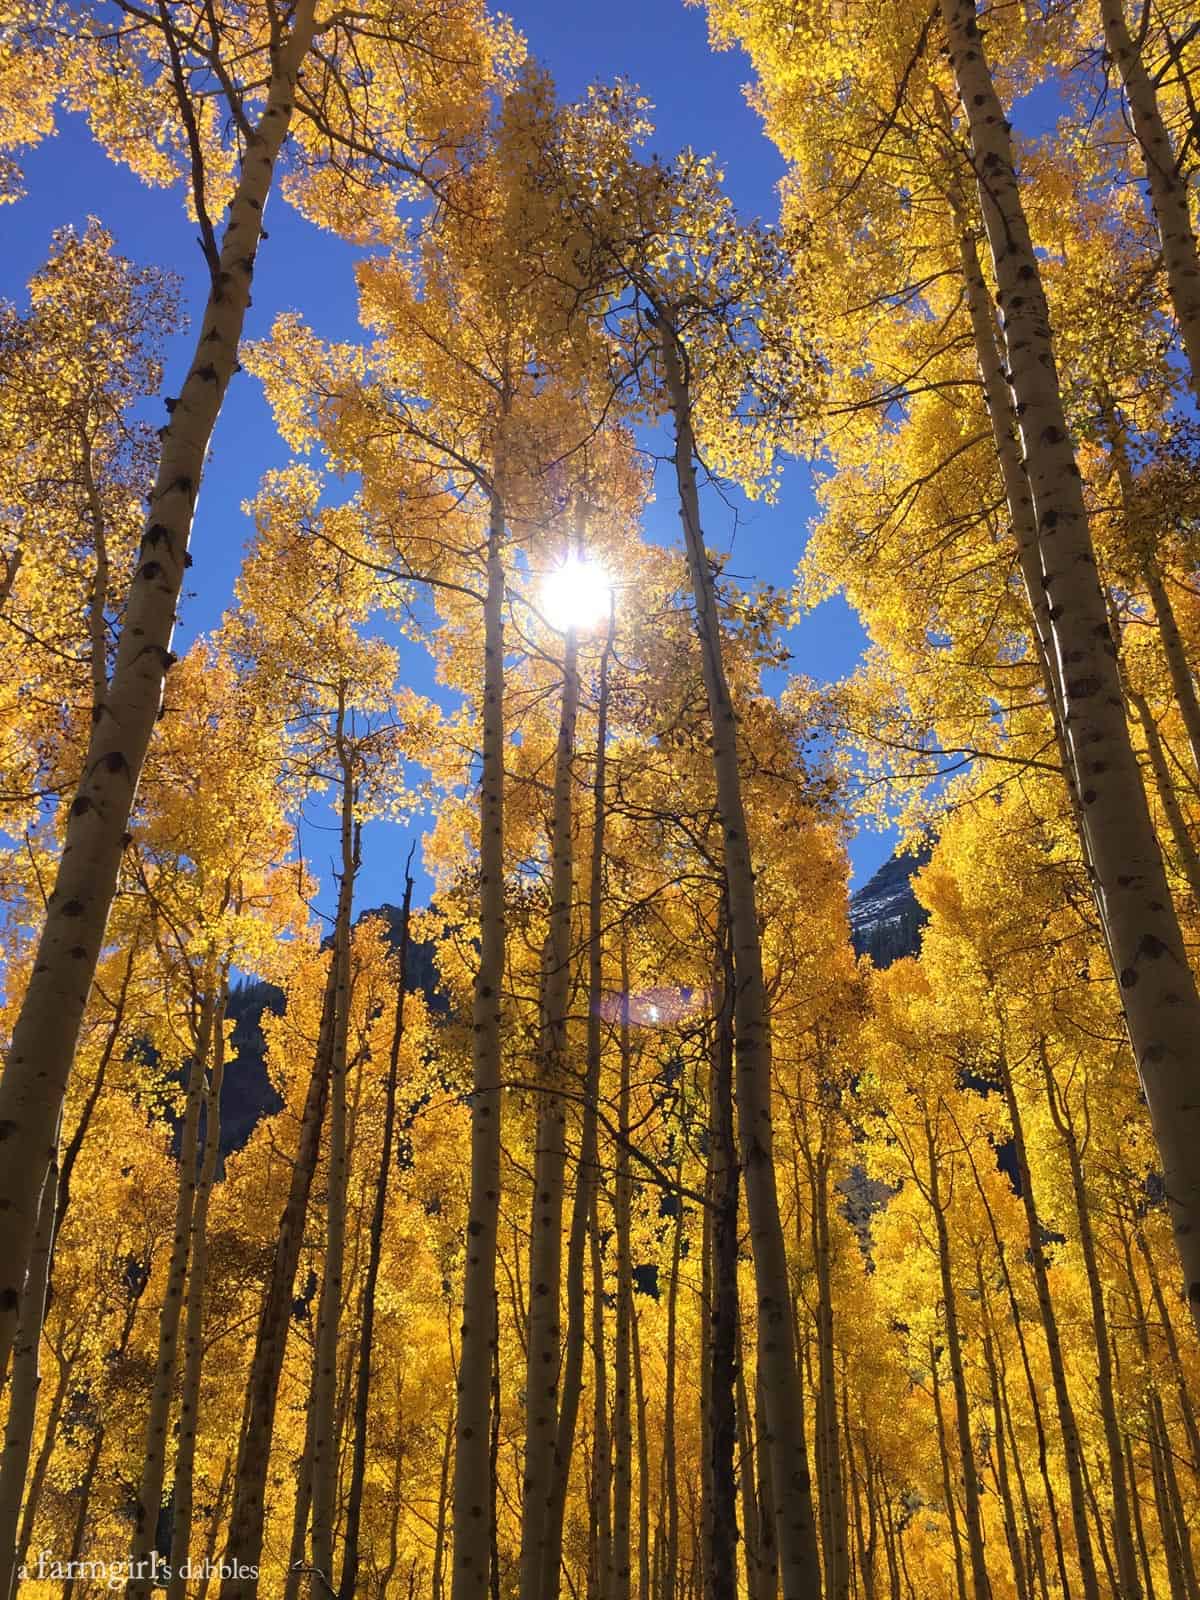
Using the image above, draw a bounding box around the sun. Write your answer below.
[541,555,612,632]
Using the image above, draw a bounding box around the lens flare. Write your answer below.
[541,556,612,632]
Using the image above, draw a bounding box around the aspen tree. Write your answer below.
[1096,0,1200,398]
[0,6,320,1375]
[938,0,1200,1332]
[0,0,507,1377]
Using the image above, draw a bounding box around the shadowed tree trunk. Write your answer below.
[544,614,613,1600]
[519,618,580,1600]
[0,1133,59,1600]
[661,319,821,1600]
[452,486,509,1600]
[339,867,413,1600]
[167,980,229,1600]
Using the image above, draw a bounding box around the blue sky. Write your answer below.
[4,0,890,918]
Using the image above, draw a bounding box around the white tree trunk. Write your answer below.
[1099,0,1200,399]
[0,0,319,1382]
[942,0,1200,1336]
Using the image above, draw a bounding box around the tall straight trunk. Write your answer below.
[924,1124,990,1600]
[1098,0,1200,398]
[452,488,508,1600]
[0,0,319,1381]
[284,1359,319,1600]
[309,739,358,1600]
[1037,1041,1141,1597]
[737,1341,770,1600]
[1124,1431,1158,1600]
[1154,1390,1199,1600]
[661,323,821,1600]
[878,1471,902,1600]
[16,1342,77,1574]
[544,621,612,1600]
[1134,1222,1200,1470]
[0,1136,59,1600]
[590,1216,613,1600]
[963,1141,1072,1600]
[1121,1222,1199,1600]
[954,215,1089,837]
[432,1402,455,1600]
[930,1342,969,1600]
[219,900,345,1600]
[1128,686,1200,908]
[943,0,1200,1333]
[659,1198,683,1600]
[706,912,740,1600]
[844,1403,876,1600]
[519,622,580,1600]
[129,978,220,1599]
[167,981,228,1600]
[339,870,412,1600]
[1140,555,1200,778]
[975,1259,1029,1600]
[810,1147,848,1600]
[996,1055,1100,1600]
[754,1370,780,1600]
[610,949,633,1600]
[1102,402,1200,802]
[632,1295,651,1600]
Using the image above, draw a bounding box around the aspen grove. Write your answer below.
[4,1,1200,1598]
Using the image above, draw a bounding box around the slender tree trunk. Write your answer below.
[452,487,508,1600]
[284,1361,319,1600]
[737,1342,769,1600]
[996,1054,1100,1600]
[339,870,412,1600]
[62,1422,106,1600]
[128,978,219,1599]
[632,1295,651,1600]
[544,620,612,1600]
[1125,1431,1158,1600]
[310,739,358,1600]
[943,0,1200,1334]
[0,1139,59,1600]
[975,1259,1028,1600]
[0,0,320,1381]
[1037,1042,1141,1597]
[754,1370,779,1600]
[1141,556,1200,779]
[706,911,740,1600]
[930,1342,969,1600]
[520,621,580,1600]
[1098,0,1200,398]
[811,1147,848,1600]
[964,1142,1073,1599]
[1128,686,1200,908]
[610,946,633,1600]
[591,1215,613,1600]
[167,981,228,1600]
[219,909,345,1600]
[433,1401,455,1600]
[844,1403,876,1600]
[661,324,821,1599]
[925,1124,991,1600]
[1134,1222,1200,1471]
[660,1198,683,1600]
